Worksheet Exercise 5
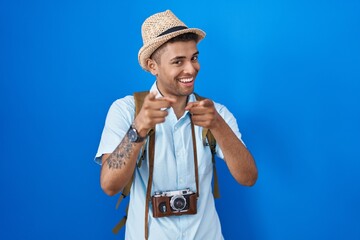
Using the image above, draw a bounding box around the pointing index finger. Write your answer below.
[185,101,199,110]
[199,99,212,107]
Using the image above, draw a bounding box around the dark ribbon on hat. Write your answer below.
[157,26,188,37]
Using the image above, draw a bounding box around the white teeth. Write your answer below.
[179,78,193,83]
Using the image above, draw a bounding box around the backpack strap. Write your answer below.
[205,128,220,198]
[115,91,149,208]
[112,216,127,234]
[114,174,133,210]
[134,91,149,115]
[112,205,129,234]
[134,91,150,168]
[113,91,150,234]
[193,93,220,199]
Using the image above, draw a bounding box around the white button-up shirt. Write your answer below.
[95,82,243,239]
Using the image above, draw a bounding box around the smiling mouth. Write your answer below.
[178,77,194,83]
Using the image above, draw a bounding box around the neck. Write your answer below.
[172,95,189,119]
[155,83,190,119]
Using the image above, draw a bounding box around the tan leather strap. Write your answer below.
[115,92,149,211]
[112,204,129,234]
[115,174,133,209]
[194,93,220,199]
[207,130,220,198]
[113,91,150,234]
[202,127,209,146]
[134,91,149,115]
[144,130,155,240]
[112,215,127,234]
[134,91,151,169]
[137,144,146,168]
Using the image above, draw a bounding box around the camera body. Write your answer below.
[152,188,197,218]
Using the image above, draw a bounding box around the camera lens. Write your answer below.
[170,195,186,211]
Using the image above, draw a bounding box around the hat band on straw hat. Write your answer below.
[158,26,188,37]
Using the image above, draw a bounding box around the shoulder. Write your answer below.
[110,95,135,111]
[213,100,226,112]
[193,93,231,116]
[212,100,238,123]
[106,95,135,122]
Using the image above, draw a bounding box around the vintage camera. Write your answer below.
[152,188,197,218]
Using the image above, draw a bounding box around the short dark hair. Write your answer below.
[150,32,199,64]
[167,32,199,43]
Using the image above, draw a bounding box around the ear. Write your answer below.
[146,59,158,76]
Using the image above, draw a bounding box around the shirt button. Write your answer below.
[179,178,183,183]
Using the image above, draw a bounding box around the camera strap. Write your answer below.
[145,127,156,240]
[190,116,200,198]
[144,116,199,239]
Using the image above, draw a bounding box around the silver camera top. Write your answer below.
[153,188,193,197]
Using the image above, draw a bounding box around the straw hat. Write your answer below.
[138,10,206,71]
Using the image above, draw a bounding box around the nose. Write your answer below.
[183,61,199,75]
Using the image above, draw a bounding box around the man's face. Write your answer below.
[151,40,200,99]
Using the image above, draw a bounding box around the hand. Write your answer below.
[185,99,220,129]
[134,92,176,136]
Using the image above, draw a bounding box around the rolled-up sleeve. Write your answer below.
[94,96,135,165]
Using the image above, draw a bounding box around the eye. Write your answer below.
[171,59,182,65]
[192,55,199,62]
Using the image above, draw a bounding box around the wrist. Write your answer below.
[132,121,149,138]
[209,114,225,132]
[128,123,147,143]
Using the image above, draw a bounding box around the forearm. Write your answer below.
[211,116,258,186]
[100,133,145,196]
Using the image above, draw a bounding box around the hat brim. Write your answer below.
[138,28,206,71]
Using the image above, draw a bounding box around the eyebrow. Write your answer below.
[170,51,199,62]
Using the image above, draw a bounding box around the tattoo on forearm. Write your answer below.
[107,135,134,169]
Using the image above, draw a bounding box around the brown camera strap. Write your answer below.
[190,117,200,198]
[144,117,199,239]
[145,129,155,240]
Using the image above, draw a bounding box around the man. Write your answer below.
[95,10,258,240]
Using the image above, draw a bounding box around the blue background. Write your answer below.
[1,0,359,239]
